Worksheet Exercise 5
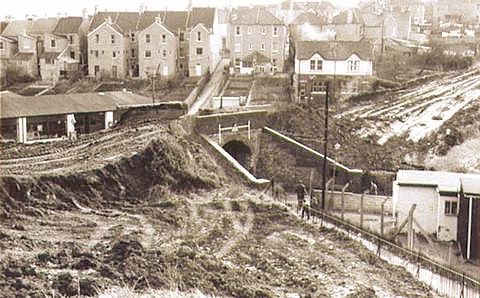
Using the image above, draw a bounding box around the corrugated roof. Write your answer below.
[31,18,59,34]
[54,17,83,34]
[231,7,283,25]
[0,91,154,119]
[188,7,216,29]
[293,12,327,26]
[296,40,373,60]
[138,11,188,33]
[332,8,364,25]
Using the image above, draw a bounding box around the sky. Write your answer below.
[2,0,360,20]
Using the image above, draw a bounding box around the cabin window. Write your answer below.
[162,34,166,43]
[310,59,322,71]
[197,31,201,41]
[273,26,278,36]
[444,201,457,215]
[348,60,360,72]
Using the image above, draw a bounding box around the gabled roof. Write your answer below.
[293,12,327,26]
[0,91,154,119]
[30,18,59,35]
[2,20,34,38]
[89,12,141,35]
[138,11,188,33]
[54,17,83,34]
[188,7,215,29]
[242,51,271,64]
[231,7,283,25]
[296,40,373,60]
[332,8,364,25]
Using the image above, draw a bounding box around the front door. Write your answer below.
[94,65,100,78]
[195,63,201,76]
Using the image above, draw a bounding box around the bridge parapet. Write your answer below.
[194,110,268,135]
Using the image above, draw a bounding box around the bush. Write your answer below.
[5,67,36,85]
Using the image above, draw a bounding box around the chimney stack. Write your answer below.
[139,3,145,14]
[83,8,88,20]
[106,15,112,24]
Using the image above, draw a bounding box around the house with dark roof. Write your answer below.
[291,12,332,42]
[293,40,373,100]
[87,12,142,79]
[229,7,287,74]
[393,170,480,247]
[137,11,188,79]
[187,7,221,77]
[38,14,90,83]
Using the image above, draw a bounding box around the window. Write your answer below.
[261,27,266,34]
[247,26,252,35]
[272,41,278,53]
[162,49,167,57]
[445,201,458,215]
[113,51,116,58]
[273,26,278,36]
[131,32,135,42]
[95,50,99,58]
[95,34,99,43]
[196,47,203,56]
[272,58,278,72]
[197,31,201,41]
[348,60,360,72]
[69,35,73,44]
[248,43,253,51]
[235,26,241,36]
[162,34,166,43]
[131,48,135,58]
[179,32,184,41]
[310,59,322,71]
[234,58,241,67]
[70,51,75,59]
[312,81,327,93]
[51,39,56,47]
[0,42,3,49]
[145,50,151,58]
[261,43,265,51]
[179,47,185,57]
[46,58,54,64]
[146,34,150,43]
[234,43,240,52]
[111,34,115,44]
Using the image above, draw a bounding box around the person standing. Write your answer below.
[296,181,306,213]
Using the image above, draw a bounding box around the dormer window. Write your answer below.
[310,59,322,71]
[0,42,3,49]
[51,39,56,48]
[111,34,115,44]
[162,34,166,43]
[95,34,99,43]
[179,32,184,41]
[348,59,360,72]
[146,34,150,43]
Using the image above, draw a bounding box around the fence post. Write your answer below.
[341,182,349,221]
[248,120,251,140]
[218,123,222,144]
[381,198,388,237]
[360,191,365,229]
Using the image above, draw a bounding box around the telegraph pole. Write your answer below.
[321,82,329,210]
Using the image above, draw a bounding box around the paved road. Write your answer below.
[187,58,230,115]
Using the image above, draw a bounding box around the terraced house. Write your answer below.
[88,12,141,79]
[137,11,188,79]
[229,7,287,74]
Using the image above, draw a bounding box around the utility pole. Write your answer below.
[151,74,155,104]
[321,82,329,210]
